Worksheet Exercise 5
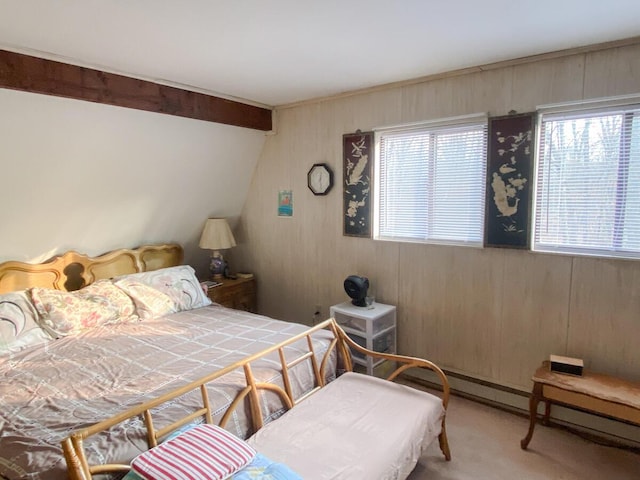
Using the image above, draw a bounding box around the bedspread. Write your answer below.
[0,305,335,480]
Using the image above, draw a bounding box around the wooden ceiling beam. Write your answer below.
[0,49,272,131]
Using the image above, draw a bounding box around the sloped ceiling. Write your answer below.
[0,1,639,107]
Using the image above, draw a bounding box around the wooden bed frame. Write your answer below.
[61,317,452,480]
[0,243,183,294]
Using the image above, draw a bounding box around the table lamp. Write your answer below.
[199,218,237,280]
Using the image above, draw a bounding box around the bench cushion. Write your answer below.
[247,372,444,480]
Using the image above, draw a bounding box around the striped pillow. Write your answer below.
[131,424,256,480]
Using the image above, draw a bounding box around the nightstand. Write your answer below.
[330,301,396,377]
[206,277,257,312]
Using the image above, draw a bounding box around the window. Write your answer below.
[374,116,487,246]
[534,102,640,259]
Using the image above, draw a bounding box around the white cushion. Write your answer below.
[247,372,444,480]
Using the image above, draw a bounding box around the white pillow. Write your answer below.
[111,281,175,321]
[0,291,51,355]
[114,265,211,319]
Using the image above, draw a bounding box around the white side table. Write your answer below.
[330,301,397,376]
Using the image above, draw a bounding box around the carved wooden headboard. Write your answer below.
[0,244,183,294]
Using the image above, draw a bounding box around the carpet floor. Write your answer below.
[407,391,639,479]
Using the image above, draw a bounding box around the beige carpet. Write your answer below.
[407,392,639,480]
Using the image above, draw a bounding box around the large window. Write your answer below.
[534,102,640,259]
[374,116,487,246]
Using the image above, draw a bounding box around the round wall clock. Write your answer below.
[307,163,334,195]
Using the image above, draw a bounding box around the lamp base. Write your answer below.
[209,251,226,280]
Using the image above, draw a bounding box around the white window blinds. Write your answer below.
[375,118,487,246]
[534,104,640,258]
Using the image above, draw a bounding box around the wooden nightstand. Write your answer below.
[206,277,257,312]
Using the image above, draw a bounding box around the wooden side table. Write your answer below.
[521,361,640,449]
[206,277,256,313]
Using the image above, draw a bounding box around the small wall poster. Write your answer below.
[485,113,535,249]
[343,131,373,237]
[278,190,293,217]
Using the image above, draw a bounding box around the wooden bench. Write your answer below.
[521,361,640,449]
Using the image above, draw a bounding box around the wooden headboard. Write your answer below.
[0,244,183,294]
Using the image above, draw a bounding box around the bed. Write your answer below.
[0,244,337,480]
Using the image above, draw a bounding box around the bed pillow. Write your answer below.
[30,280,139,337]
[0,291,52,355]
[130,424,256,480]
[114,265,211,316]
[111,281,176,321]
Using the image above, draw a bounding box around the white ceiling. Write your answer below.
[1,0,639,107]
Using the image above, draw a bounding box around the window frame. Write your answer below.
[373,114,488,247]
[532,95,640,260]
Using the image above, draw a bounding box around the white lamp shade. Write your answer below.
[199,218,237,250]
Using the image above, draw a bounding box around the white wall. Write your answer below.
[0,88,266,273]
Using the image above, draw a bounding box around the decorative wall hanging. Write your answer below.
[343,131,373,237]
[484,112,535,249]
[278,190,293,217]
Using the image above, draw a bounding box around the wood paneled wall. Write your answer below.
[237,42,640,392]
